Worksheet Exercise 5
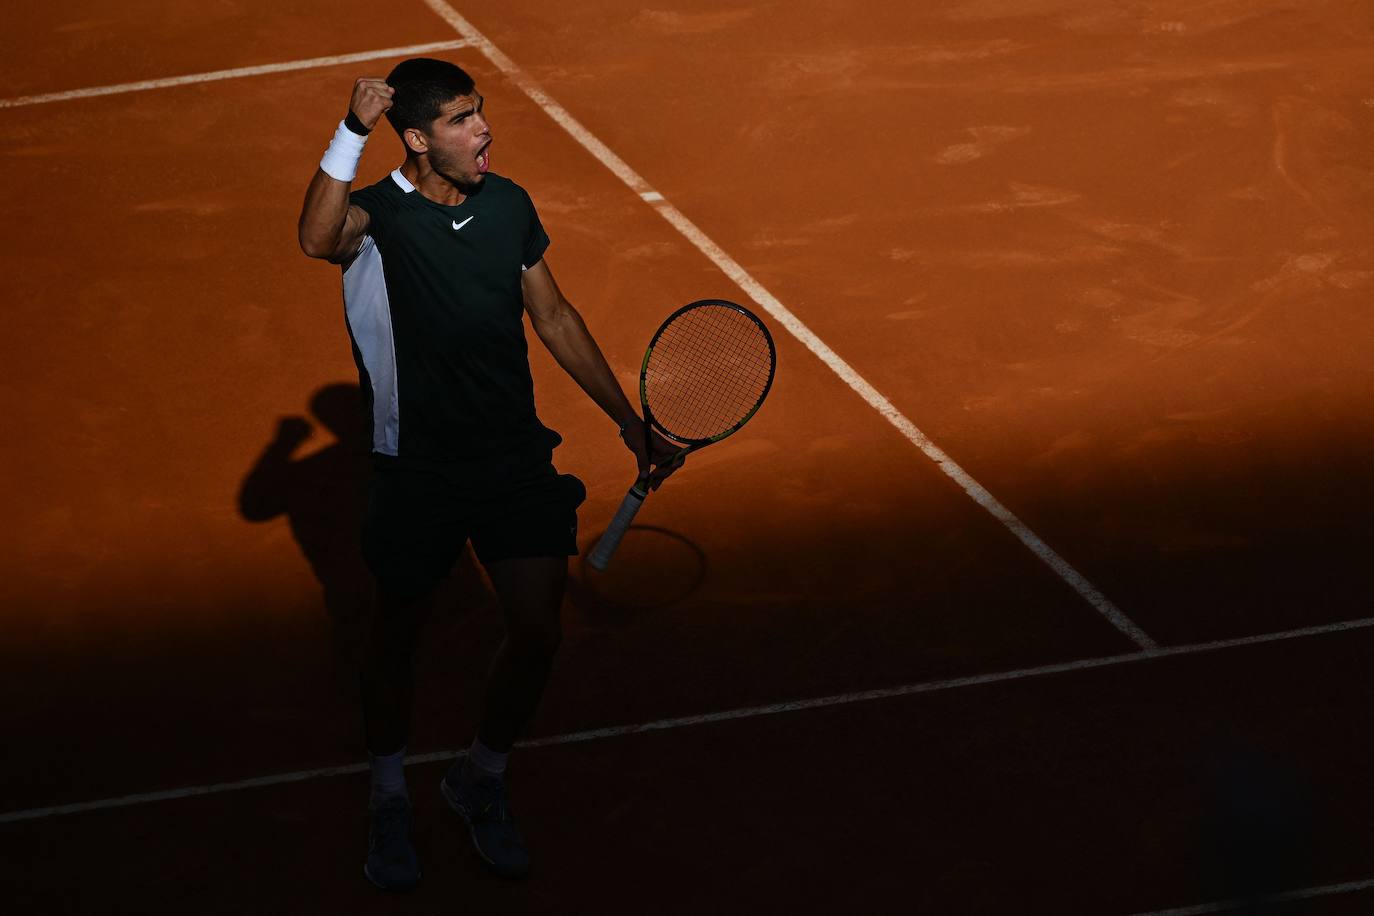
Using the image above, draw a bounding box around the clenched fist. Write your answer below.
[349,78,395,131]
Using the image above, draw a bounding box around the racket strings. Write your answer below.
[644,304,774,441]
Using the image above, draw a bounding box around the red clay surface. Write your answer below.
[3,1,1373,913]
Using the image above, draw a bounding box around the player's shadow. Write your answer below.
[238,386,698,644]
[568,525,708,625]
[237,388,487,660]
[237,384,495,662]
[238,384,376,660]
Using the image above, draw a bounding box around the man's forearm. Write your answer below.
[532,305,637,427]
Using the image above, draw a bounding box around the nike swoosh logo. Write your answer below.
[452,216,474,231]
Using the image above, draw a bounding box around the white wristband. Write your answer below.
[320,119,367,183]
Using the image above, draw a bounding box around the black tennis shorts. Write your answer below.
[361,436,586,601]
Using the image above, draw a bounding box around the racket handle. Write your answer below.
[587,483,648,571]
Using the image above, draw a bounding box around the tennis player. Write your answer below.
[298,58,679,890]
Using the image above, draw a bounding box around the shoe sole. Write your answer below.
[440,776,530,879]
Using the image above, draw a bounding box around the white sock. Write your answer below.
[467,737,508,781]
[368,747,409,808]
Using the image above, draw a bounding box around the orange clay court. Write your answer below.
[3,1,1374,913]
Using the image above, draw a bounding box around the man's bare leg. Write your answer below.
[361,581,438,763]
[475,556,568,758]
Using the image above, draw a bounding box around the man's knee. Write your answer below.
[364,580,436,668]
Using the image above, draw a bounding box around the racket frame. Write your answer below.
[587,300,776,571]
[635,298,777,480]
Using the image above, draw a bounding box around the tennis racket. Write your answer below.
[587,299,777,571]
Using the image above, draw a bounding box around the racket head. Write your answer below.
[638,299,777,446]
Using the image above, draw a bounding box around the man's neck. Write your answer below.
[401,158,469,206]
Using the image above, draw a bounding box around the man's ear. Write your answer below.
[404,128,428,155]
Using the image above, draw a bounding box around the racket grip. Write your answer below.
[587,484,648,571]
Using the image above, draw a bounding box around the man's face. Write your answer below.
[414,91,492,189]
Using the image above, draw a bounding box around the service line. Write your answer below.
[0,40,471,108]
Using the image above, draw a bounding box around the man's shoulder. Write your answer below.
[480,172,532,201]
[351,171,406,202]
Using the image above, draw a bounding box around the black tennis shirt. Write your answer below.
[343,169,553,466]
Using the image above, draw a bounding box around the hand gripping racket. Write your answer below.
[587,299,777,571]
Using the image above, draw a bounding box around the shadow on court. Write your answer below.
[238,383,375,662]
[235,383,710,654]
[569,525,708,623]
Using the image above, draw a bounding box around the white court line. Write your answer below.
[1128,877,1374,915]
[4,614,1370,826]
[0,40,471,109]
[420,0,1156,649]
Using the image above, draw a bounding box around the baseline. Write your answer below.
[4,614,1369,826]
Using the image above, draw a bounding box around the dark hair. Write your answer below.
[384,58,475,140]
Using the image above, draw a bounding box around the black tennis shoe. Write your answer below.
[364,795,421,892]
[440,759,531,879]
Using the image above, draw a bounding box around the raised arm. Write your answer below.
[297,78,393,262]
